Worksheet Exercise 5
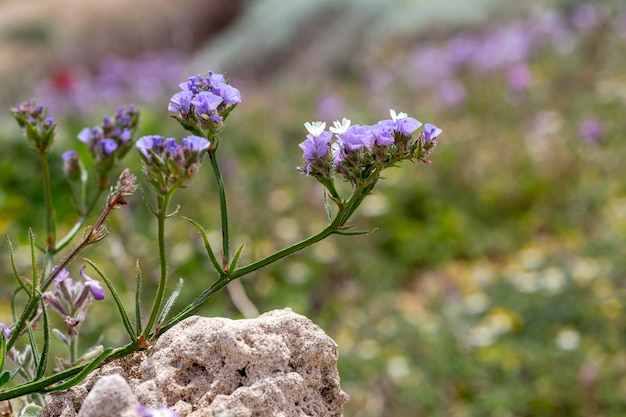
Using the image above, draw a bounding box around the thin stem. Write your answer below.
[38,153,56,253]
[208,151,230,265]
[142,188,176,338]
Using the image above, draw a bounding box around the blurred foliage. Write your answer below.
[2,1,626,416]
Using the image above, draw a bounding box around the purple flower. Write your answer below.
[181,135,211,152]
[299,130,332,162]
[423,123,443,143]
[62,150,77,161]
[136,135,165,157]
[0,322,11,340]
[168,91,194,115]
[77,127,95,144]
[98,139,118,155]
[578,118,603,143]
[337,125,370,152]
[212,83,242,105]
[79,266,105,301]
[191,91,223,119]
[395,117,421,137]
[137,405,179,417]
[367,124,395,146]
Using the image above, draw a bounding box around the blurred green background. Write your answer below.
[2,0,626,416]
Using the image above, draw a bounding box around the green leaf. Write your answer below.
[28,229,38,291]
[82,259,136,341]
[183,216,224,274]
[36,298,49,378]
[229,242,246,273]
[0,333,6,377]
[6,236,31,294]
[26,322,40,373]
[157,278,184,330]
[323,191,333,224]
[134,260,143,337]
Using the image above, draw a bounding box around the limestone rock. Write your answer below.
[40,308,349,417]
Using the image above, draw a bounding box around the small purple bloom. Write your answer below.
[191,91,223,118]
[98,138,118,155]
[62,150,77,161]
[337,125,370,152]
[367,124,395,146]
[207,72,226,87]
[77,127,94,144]
[299,130,332,162]
[0,322,11,340]
[79,266,105,301]
[136,135,165,157]
[578,118,603,143]
[181,135,211,152]
[395,117,422,137]
[168,91,194,114]
[423,123,443,143]
[137,405,179,417]
[213,83,242,105]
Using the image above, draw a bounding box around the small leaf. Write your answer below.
[156,278,184,330]
[36,298,49,378]
[183,216,223,274]
[25,322,40,373]
[28,229,38,291]
[0,333,6,376]
[335,227,378,236]
[134,260,143,337]
[323,191,333,224]
[6,236,31,294]
[229,242,246,272]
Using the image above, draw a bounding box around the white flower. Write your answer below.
[329,118,351,134]
[304,121,326,136]
[390,109,407,121]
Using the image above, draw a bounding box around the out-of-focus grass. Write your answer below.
[2,2,626,416]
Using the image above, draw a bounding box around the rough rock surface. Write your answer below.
[41,308,349,417]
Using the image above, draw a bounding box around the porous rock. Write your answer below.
[41,308,349,417]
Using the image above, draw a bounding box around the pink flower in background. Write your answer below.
[578,118,604,143]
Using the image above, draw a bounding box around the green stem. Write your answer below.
[38,153,56,253]
[208,151,230,265]
[141,188,176,338]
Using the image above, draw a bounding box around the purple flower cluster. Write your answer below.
[10,100,57,153]
[42,267,104,338]
[136,134,211,194]
[75,105,139,183]
[168,71,241,138]
[299,110,441,183]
